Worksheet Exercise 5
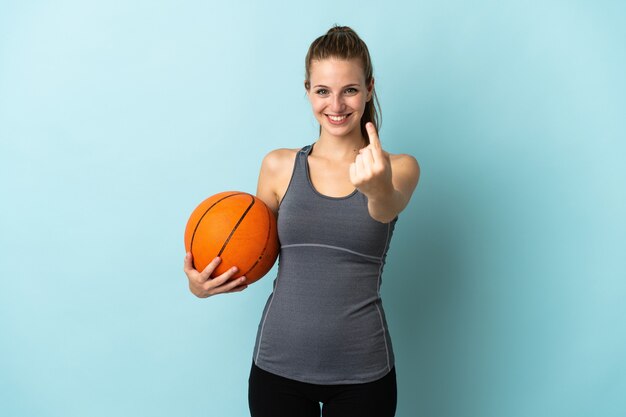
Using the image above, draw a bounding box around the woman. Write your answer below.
[184,26,420,417]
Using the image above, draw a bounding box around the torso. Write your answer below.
[252,144,398,384]
[307,152,356,198]
[271,147,406,206]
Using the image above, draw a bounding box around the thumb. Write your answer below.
[183,252,194,272]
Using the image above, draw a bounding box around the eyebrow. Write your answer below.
[313,84,360,89]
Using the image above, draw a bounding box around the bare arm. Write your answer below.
[255,148,297,217]
[366,154,420,223]
[350,122,420,223]
[182,150,283,298]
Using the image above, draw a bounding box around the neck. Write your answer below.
[313,130,367,162]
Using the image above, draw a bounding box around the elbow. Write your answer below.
[370,213,398,224]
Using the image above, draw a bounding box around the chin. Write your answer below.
[322,126,357,137]
[318,119,360,136]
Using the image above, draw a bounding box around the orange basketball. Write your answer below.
[184,191,279,285]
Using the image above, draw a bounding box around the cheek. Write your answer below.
[350,96,367,112]
[309,97,325,113]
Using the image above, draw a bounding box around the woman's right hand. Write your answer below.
[183,252,248,298]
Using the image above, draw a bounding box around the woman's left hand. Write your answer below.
[349,122,394,199]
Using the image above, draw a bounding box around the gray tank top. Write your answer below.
[252,143,398,384]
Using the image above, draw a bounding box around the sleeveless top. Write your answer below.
[252,143,398,384]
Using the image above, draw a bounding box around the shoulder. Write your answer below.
[260,147,301,174]
[389,152,420,179]
[256,147,301,214]
[387,152,420,200]
[257,147,302,191]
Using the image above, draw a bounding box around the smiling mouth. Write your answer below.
[325,113,352,124]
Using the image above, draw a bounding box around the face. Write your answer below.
[306,58,373,139]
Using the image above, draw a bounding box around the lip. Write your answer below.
[325,113,353,125]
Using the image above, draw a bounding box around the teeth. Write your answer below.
[328,114,348,121]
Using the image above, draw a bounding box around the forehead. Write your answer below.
[309,58,365,84]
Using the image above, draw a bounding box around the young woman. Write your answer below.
[184,26,420,417]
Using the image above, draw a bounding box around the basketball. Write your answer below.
[184,191,279,285]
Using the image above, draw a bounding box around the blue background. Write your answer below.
[1,1,625,416]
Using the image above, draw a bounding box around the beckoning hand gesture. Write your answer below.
[349,122,393,199]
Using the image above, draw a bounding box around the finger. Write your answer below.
[198,256,222,282]
[183,252,203,279]
[225,281,249,294]
[203,265,240,290]
[209,275,248,295]
[360,147,375,168]
[366,122,381,150]
[355,154,372,181]
[183,252,194,273]
[355,153,366,175]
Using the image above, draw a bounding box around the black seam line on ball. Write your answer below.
[190,192,245,267]
[218,194,256,257]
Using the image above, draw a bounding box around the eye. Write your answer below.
[345,87,358,94]
[315,89,329,96]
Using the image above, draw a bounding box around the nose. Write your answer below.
[330,94,345,113]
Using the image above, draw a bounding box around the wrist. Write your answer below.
[366,184,396,203]
[366,187,401,223]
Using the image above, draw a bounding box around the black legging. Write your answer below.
[248,362,397,417]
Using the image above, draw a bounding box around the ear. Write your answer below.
[367,78,375,101]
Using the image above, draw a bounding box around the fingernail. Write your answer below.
[231,266,238,272]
